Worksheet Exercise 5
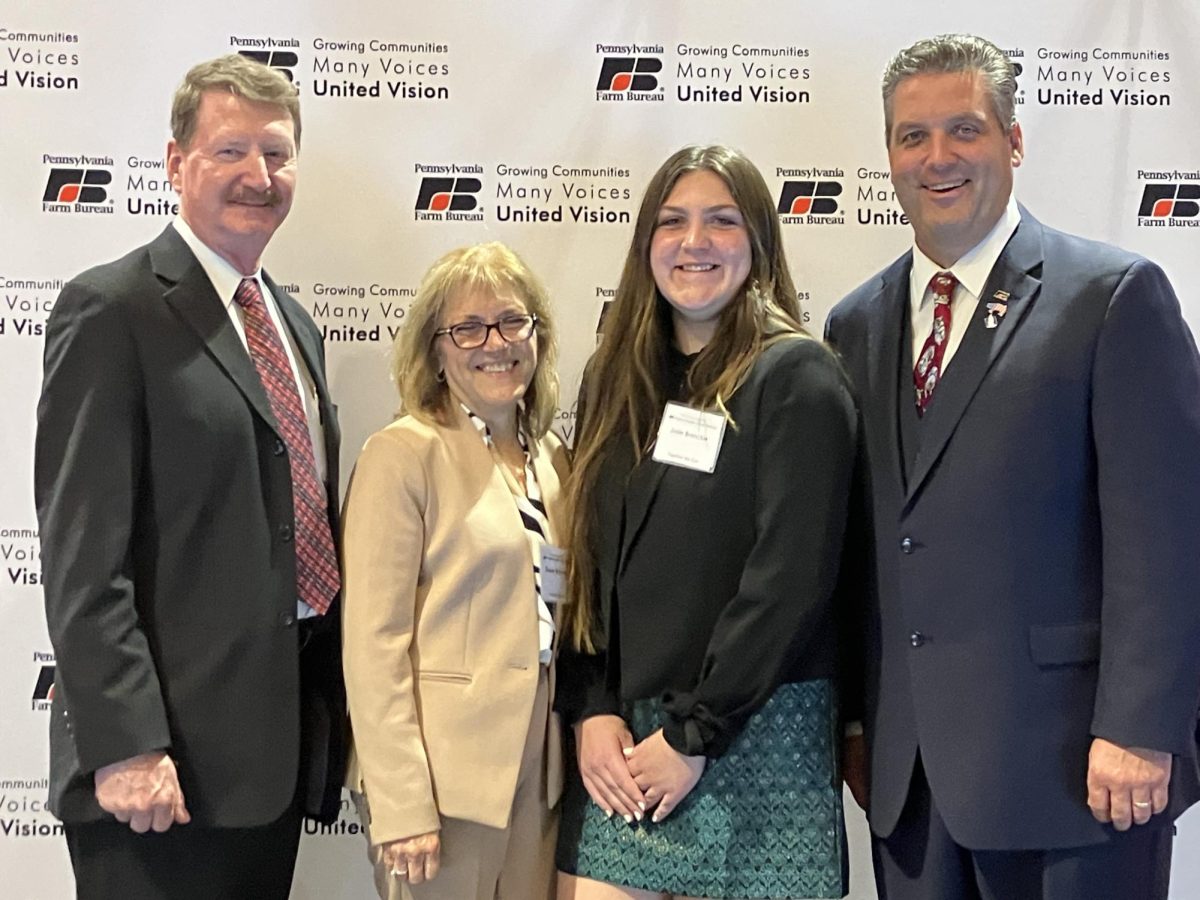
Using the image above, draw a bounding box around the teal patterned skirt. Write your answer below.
[556,680,847,899]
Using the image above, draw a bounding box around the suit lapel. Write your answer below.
[269,274,340,494]
[617,443,668,577]
[271,274,327,405]
[905,214,1045,506]
[871,255,912,495]
[151,226,282,437]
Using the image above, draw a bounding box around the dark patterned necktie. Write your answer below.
[913,271,957,416]
[234,278,339,615]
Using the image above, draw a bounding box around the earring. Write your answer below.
[436,370,445,383]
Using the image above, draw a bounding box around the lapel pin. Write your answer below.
[984,290,1010,329]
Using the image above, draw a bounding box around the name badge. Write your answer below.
[651,402,727,473]
[540,545,568,605]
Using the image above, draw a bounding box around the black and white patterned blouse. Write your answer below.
[463,405,555,664]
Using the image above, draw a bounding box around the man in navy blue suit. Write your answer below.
[827,33,1200,900]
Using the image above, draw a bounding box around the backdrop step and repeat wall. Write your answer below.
[2,2,1198,897]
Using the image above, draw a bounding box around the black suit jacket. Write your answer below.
[826,211,1200,850]
[35,225,347,827]
[558,338,858,758]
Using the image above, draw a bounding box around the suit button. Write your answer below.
[910,631,925,647]
[273,439,286,456]
[280,612,297,627]
[900,537,914,554]
[279,524,293,542]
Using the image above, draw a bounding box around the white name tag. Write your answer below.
[540,545,568,605]
[651,402,727,473]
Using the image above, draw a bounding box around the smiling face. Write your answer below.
[887,70,1023,267]
[167,90,297,275]
[435,288,538,430]
[650,169,752,352]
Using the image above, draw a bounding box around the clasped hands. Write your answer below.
[575,714,705,824]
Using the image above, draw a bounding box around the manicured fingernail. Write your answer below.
[623,814,633,824]
[634,809,643,821]
[637,801,646,811]
[652,813,662,823]
[622,747,633,756]
[604,809,613,819]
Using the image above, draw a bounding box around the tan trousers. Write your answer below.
[364,666,557,900]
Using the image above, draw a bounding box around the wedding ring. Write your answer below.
[391,867,408,879]
[1133,801,1152,809]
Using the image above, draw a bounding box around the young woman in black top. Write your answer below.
[555,145,858,900]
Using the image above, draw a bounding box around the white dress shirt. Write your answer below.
[172,217,327,618]
[908,196,1022,373]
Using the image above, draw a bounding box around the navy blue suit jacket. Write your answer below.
[826,210,1200,850]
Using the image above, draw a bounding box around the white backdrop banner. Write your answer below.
[2,1,1197,897]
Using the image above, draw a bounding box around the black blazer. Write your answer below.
[826,210,1200,850]
[35,225,347,827]
[558,338,858,758]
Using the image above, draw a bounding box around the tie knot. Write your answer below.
[929,271,957,301]
[235,277,263,309]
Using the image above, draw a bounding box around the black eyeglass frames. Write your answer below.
[433,314,538,350]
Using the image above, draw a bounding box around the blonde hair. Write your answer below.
[561,145,808,651]
[393,241,560,438]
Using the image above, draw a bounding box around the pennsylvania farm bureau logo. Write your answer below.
[1137,173,1200,228]
[237,49,299,82]
[42,156,114,213]
[414,164,484,221]
[777,169,845,224]
[230,36,301,82]
[595,44,664,102]
[31,656,54,711]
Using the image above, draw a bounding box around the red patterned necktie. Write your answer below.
[913,271,957,416]
[234,277,339,615]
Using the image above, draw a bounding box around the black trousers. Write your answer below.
[872,756,1173,900]
[64,800,303,900]
[62,616,337,899]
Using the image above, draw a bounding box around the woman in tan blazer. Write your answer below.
[342,242,568,900]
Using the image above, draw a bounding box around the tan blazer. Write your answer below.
[342,406,568,846]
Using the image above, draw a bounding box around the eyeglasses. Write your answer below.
[433,314,538,350]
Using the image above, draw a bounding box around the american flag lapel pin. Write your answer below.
[984,290,1010,329]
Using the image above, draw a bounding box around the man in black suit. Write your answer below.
[35,54,345,899]
[826,33,1200,899]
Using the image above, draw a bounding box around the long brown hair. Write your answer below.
[562,145,807,651]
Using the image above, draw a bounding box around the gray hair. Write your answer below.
[171,54,301,149]
[882,34,1016,141]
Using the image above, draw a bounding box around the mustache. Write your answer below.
[229,187,282,207]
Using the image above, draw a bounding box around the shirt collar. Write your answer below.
[911,195,1021,302]
[172,215,264,308]
[459,402,528,453]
